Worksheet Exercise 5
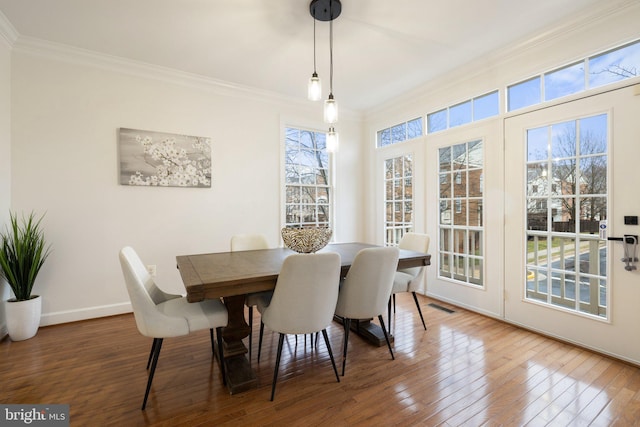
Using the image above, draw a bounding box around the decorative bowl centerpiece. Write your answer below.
[281,227,332,253]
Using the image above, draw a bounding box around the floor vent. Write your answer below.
[428,303,455,314]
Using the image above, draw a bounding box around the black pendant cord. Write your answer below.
[313,17,318,75]
[329,2,334,96]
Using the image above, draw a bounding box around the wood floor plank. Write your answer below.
[1,295,639,426]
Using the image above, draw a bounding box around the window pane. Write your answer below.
[452,143,467,170]
[544,62,585,101]
[551,198,576,233]
[580,157,607,195]
[378,128,391,148]
[589,41,640,88]
[580,114,607,155]
[473,91,499,120]
[391,123,406,144]
[449,100,472,127]
[439,147,452,172]
[551,121,576,159]
[527,164,548,197]
[454,171,467,197]
[407,118,423,139]
[527,235,547,267]
[527,126,549,161]
[468,140,483,169]
[428,109,447,133]
[468,199,483,226]
[440,200,451,225]
[552,160,576,194]
[508,77,541,111]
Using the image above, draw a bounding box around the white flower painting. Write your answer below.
[119,128,211,188]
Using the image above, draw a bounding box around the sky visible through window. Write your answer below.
[509,40,640,112]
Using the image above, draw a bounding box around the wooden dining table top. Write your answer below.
[177,242,431,303]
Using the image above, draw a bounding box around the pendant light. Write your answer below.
[309,0,341,123]
[323,1,338,124]
[327,126,339,153]
[307,17,322,101]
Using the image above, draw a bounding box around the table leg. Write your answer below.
[218,295,257,394]
[333,315,394,347]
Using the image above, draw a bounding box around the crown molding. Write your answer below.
[0,10,18,48]
[11,35,362,122]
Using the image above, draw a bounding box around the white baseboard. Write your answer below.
[39,302,132,326]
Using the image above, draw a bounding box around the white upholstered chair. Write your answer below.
[119,246,228,410]
[256,252,341,401]
[388,233,430,332]
[230,233,271,361]
[334,246,399,376]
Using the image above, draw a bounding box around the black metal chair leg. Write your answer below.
[387,298,392,334]
[216,327,226,386]
[209,328,215,353]
[321,329,340,383]
[146,339,158,370]
[258,320,265,362]
[393,294,396,313]
[270,333,285,401]
[378,315,394,360]
[342,318,351,376]
[412,292,427,330]
[142,338,163,410]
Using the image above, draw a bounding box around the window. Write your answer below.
[439,140,484,286]
[284,127,331,228]
[508,77,541,111]
[384,154,413,246]
[525,114,608,317]
[427,90,499,134]
[508,39,640,112]
[377,118,423,148]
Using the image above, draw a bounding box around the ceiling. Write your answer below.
[0,0,609,113]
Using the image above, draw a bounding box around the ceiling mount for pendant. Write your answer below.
[309,0,342,22]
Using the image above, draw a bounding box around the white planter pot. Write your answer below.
[5,295,42,341]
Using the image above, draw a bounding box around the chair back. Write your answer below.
[261,252,341,335]
[230,234,269,251]
[119,247,189,338]
[398,233,430,288]
[335,247,400,319]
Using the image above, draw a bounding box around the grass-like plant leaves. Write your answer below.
[0,212,51,301]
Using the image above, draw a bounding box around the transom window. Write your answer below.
[377,118,423,148]
[427,91,499,134]
[284,127,331,228]
[438,140,484,286]
[508,39,640,112]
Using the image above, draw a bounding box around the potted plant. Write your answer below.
[0,211,51,341]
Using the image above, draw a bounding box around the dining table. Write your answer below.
[176,242,430,394]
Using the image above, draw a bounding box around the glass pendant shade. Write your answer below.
[324,94,338,124]
[308,72,322,101]
[327,127,339,153]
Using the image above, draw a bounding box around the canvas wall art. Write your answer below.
[119,128,211,188]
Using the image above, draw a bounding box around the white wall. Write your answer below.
[0,19,13,338]
[9,43,363,325]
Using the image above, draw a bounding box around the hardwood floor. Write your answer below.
[2,294,639,426]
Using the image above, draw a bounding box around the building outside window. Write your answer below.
[384,154,413,246]
[284,127,331,228]
[439,140,484,286]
